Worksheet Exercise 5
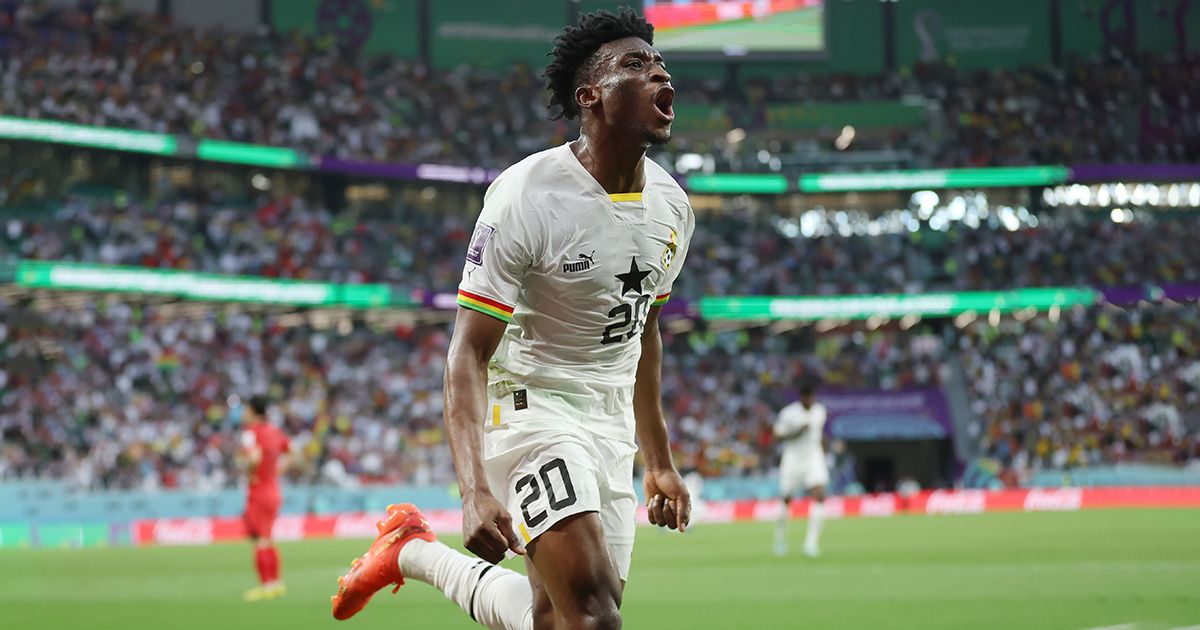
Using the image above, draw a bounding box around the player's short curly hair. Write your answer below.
[543,7,655,120]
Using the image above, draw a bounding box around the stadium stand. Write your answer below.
[1,4,1196,172]
[0,1,1197,496]
[5,188,1200,298]
[3,295,1197,489]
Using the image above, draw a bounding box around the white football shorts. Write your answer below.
[483,389,638,580]
[778,456,830,497]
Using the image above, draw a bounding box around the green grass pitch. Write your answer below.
[654,8,824,53]
[3,510,1198,629]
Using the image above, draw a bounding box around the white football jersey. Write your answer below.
[774,401,827,467]
[457,143,694,443]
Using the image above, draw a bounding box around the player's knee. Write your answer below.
[561,582,621,630]
[576,595,621,630]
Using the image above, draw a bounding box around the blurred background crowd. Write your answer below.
[0,2,1196,172]
[3,296,1198,490]
[4,187,1200,298]
[0,0,1198,494]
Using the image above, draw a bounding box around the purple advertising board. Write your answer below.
[1070,164,1200,182]
[1161,284,1200,301]
[819,387,954,441]
[1098,284,1200,305]
[1099,286,1147,305]
[319,157,501,184]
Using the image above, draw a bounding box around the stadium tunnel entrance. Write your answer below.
[841,438,955,493]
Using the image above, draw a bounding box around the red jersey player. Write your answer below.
[240,395,290,601]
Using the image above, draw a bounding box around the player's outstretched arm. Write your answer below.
[444,307,526,563]
[775,424,810,442]
[634,306,691,532]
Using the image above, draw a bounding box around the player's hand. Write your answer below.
[461,490,526,564]
[644,467,692,533]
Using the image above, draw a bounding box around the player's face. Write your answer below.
[800,393,815,408]
[590,37,674,145]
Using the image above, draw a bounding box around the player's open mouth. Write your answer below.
[653,87,675,122]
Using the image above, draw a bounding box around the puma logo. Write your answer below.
[562,251,597,273]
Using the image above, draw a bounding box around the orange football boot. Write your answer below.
[331,503,437,620]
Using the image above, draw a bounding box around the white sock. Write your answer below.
[775,502,789,543]
[399,539,533,630]
[805,501,825,549]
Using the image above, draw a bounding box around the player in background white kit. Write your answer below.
[773,382,829,558]
[331,8,694,629]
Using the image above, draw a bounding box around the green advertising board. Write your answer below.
[15,261,400,308]
[1136,0,1200,55]
[430,0,568,69]
[34,524,111,549]
[0,524,33,549]
[688,173,789,194]
[895,0,1051,70]
[272,0,420,58]
[700,288,1097,321]
[766,101,924,131]
[1060,0,1112,59]
[798,166,1069,193]
[1062,0,1200,60]
[195,140,305,169]
[0,116,177,155]
[671,103,732,133]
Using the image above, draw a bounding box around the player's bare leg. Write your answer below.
[525,560,624,630]
[524,557,558,629]
[526,512,623,630]
[774,495,792,557]
[804,485,827,558]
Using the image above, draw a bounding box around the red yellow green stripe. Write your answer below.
[457,290,515,323]
[653,292,671,307]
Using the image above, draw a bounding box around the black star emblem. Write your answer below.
[614,258,651,295]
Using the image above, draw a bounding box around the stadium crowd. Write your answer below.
[1,191,473,294]
[0,295,945,489]
[0,299,456,490]
[0,2,1198,494]
[682,208,1200,297]
[2,294,1196,489]
[963,304,1200,486]
[0,3,1196,172]
[6,189,1200,299]
[661,325,949,477]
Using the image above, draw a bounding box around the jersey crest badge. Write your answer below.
[661,229,678,270]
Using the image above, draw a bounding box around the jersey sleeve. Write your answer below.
[653,200,695,307]
[773,409,793,438]
[456,187,533,324]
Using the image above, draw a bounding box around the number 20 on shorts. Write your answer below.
[515,458,578,528]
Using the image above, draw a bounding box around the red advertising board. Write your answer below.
[130,487,1200,546]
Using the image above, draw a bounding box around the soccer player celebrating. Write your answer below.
[773,382,829,558]
[239,395,290,601]
[331,8,694,629]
